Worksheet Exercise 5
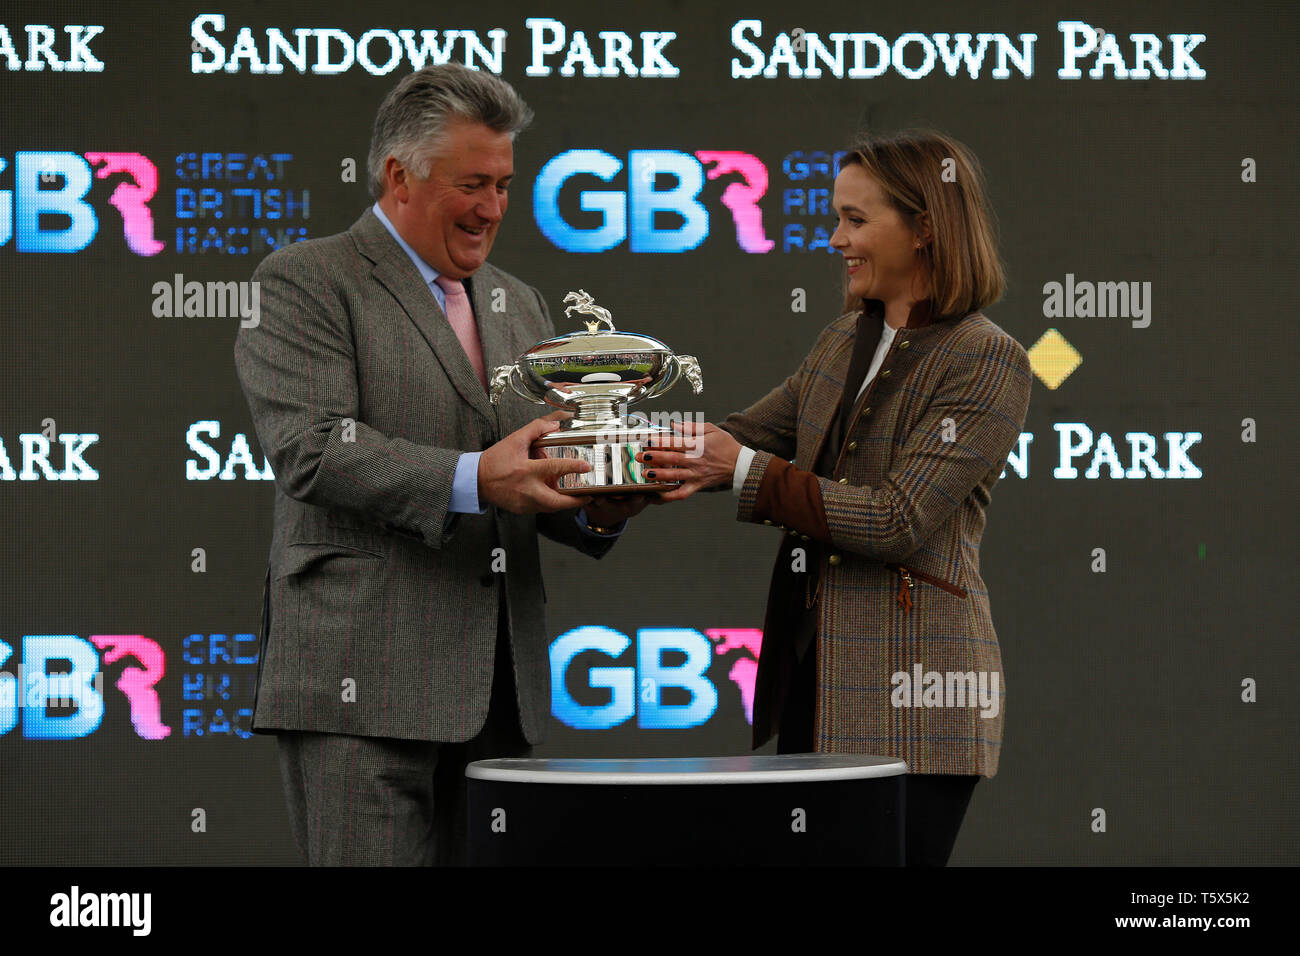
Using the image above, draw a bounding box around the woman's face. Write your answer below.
[830,164,922,305]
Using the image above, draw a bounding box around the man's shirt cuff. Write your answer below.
[576,508,626,537]
[449,452,488,514]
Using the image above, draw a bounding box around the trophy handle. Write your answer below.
[643,354,703,401]
[489,364,517,405]
[676,354,704,394]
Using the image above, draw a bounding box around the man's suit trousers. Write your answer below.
[275,585,530,866]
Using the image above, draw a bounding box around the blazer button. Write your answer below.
[828,554,842,566]
[899,340,910,349]
[838,477,849,485]
[880,369,891,378]
[847,441,858,451]
[479,572,494,587]
[763,519,773,526]
[863,407,871,415]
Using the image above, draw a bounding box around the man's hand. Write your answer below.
[584,493,656,527]
[637,421,741,502]
[479,416,594,514]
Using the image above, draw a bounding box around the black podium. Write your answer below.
[466,754,906,865]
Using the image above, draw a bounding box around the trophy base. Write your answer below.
[569,481,679,496]
[533,419,684,495]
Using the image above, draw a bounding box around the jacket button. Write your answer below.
[828,554,842,566]
[479,573,494,587]
[838,477,849,485]
[847,441,858,451]
[801,534,810,541]
[763,519,773,526]
[899,340,910,349]
[880,369,891,378]
[863,407,871,415]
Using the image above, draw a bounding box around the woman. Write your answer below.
[640,130,1033,866]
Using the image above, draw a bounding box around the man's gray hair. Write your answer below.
[368,63,534,199]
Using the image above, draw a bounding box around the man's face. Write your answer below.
[384,118,514,279]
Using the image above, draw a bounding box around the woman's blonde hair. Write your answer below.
[839,129,1004,319]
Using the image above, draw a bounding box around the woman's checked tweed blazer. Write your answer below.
[720,300,1033,776]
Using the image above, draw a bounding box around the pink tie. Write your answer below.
[433,275,486,390]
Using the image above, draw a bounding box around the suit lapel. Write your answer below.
[352,208,494,420]
[802,300,962,473]
[800,316,859,472]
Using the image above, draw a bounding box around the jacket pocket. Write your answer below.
[276,540,385,579]
[885,562,968,612]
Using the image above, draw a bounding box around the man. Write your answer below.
[234,64,647,866]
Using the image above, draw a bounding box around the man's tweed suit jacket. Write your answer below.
[234,207,614,747]
[720,302,1032,777]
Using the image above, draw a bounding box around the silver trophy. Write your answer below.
[489,290,703,494]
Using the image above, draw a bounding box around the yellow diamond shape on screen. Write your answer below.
[1027,328,1082,390]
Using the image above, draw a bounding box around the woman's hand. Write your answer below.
[638,421,742,502]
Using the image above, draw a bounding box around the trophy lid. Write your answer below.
[521,327,673,361]
[491,290,701,418]
[516,290,677,393]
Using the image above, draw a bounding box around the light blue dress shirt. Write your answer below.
[371,203,623,537]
